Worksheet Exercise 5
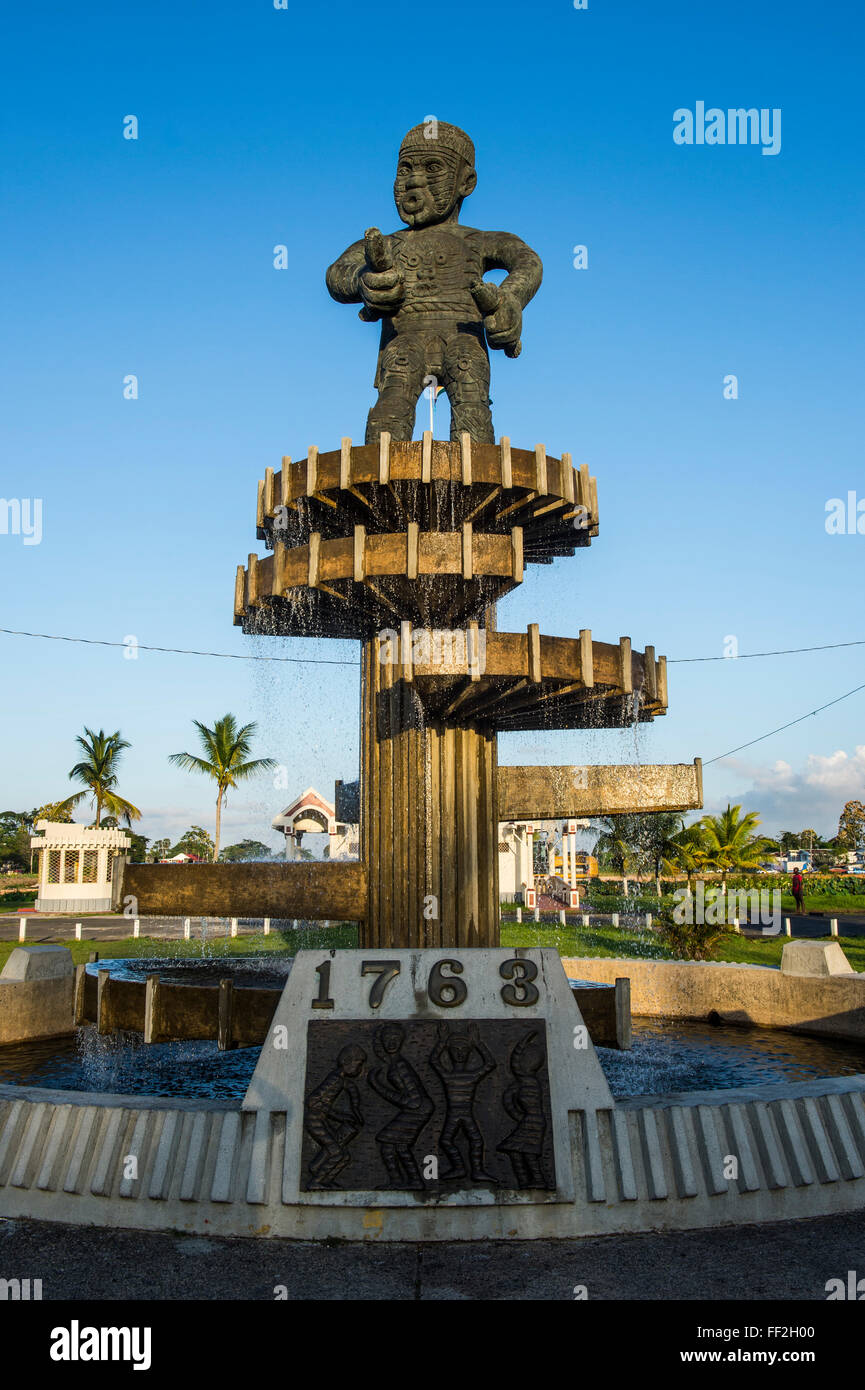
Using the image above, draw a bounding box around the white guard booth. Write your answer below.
[30,821,131,914]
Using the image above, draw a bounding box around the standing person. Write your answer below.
[791,866,805,914]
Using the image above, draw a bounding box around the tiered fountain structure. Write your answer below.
[230,117,691,950]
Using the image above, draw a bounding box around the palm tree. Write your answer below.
[68,727,141,827]
[665,821,711,892]
[594,811,688,887]
[168,714,276,861]
[696,804,773,880]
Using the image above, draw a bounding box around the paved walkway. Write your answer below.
[1,1210,863,1300]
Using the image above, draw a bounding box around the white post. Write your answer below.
[526,825,535,893]
[75,922,82,940]
[230,917,238,938]
[516,906,522,923]
[561,828,569,885]
[732,917,740,934]
[645,913,652,929]
[582,914,589,927]
[263,917,270,936]
[533,906,540,922]
[183,917,191,940]
[18,918,26,942]
[784,917,791,937]
[133,918,140,938]
[611,912,619,927]
[558,909,566,925]
[830,918,839,938]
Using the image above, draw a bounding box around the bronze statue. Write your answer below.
[326,120,542,444]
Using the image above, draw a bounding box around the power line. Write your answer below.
[2,626,862,767]
[703,680,865,765]
[2,626,863,667]
[0,628,359,666]
[669,638,865,663]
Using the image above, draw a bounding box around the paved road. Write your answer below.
[1,1210,863,1300]
[3,911,865,943]
[0,916,285,943]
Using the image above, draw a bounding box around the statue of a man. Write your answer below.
[326,121,543,445]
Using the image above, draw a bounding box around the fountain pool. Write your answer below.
[3,1015,864,1103]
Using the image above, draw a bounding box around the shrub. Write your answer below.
[656,914,724,961]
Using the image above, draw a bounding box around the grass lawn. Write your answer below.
[0,924,359,972]
[2,918,861,974]
[0,892,37,914]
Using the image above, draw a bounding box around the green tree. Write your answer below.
[149,838,172,862]
[593,812,688,881]
[837,801,865,851]
[169,714,276,861]
[0,812,31,870]
[219,839,273,862]
[30,798,79,824]
[67,728,141,827]
[169,826,215,860]
[696,804,773,880]
[665,821,712,891]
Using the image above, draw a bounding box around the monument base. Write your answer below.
[243,948,611,1207]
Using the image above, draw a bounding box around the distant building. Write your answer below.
[272,787,358,861]
[781,850,814,873]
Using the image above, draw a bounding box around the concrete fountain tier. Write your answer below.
[226,433,694,950]
[236,437,597,637]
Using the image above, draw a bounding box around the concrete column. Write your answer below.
[561,826,569,883]
[526,824,534,892]
[360,635,499,949]
[567,821,578,888]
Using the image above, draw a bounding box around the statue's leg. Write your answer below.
[366,335,425,444]
[443,334,494,444]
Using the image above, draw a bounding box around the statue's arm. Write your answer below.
[482,231,543,310]
[325,239,366,304]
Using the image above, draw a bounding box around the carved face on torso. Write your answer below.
[389,227,484,325]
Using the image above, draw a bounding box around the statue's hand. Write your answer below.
[358,266,405,316]
[483,290,522,355]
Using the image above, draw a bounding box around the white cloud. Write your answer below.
[704,746,865,835]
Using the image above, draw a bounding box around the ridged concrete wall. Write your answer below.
[2,1077,864,1240]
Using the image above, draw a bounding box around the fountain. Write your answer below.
[3,120,865,1244]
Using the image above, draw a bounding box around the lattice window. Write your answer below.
[82,850,99,883]
[47,850,61,884]
[63,851,79,883]
[106,854,114,883]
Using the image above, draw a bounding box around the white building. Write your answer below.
[496,819,592,903]
[30,821,131,914]
[272,787,358,861]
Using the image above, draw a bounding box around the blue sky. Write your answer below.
[1,0,863,851]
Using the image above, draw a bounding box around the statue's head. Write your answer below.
[394,121,477,228]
